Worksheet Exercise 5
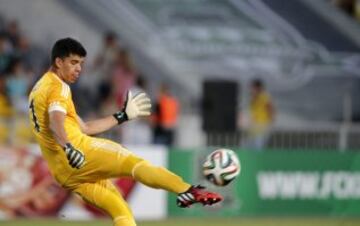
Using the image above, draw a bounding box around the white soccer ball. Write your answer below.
[203,149,240,186]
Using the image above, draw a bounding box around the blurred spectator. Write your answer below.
[332,0,355,15]
[331,0,360,20]
[0,76,12,118]
[74,31,121,116]
[0,15,48,146]
[4,20,20,48]
[94,31,119,72]
[0,76,12,144]
[94,31,119,96]
[245,79,275,151]
[97,81,118,117]
[122,76,152,145]
[355,0,360,20]
[152,83,179,146]
[0,34,12,74]
[6,58,30,114]
[14,35,37,73]
[111,48,137,108]
[93,79,120,141]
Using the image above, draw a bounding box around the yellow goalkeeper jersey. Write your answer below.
[28,71,88,182]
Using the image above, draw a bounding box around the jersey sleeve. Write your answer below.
[47,83,70,114]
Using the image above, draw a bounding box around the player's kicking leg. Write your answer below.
[128,160,223,208]
[176,185,222,208]
[73,137,222,208]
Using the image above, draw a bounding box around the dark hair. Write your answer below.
[105,31,117,42]
[252,79,264,89]
[51,37,87,65]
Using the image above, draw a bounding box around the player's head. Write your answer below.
[104,31,117,46]
[251,79,264,95]
[51,37,87,83]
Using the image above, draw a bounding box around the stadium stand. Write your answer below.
[1,0,360,149]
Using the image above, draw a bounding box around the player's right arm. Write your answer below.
[49,111,69,148]
[47,83,85,169]
[49,110,85,169]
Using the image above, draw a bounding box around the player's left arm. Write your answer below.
[76,115,118,135]
[78,91,151,135]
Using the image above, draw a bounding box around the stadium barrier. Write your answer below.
[205,125,360,150]
[0,145,167,220]
[3,144,360,219]
[168,148,360,216]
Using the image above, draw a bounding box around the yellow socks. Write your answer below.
[132,161,191,194]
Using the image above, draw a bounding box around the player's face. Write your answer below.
[56,54,85,83]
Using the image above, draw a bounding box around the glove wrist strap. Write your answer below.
[64,143,72,151]
[113,111,128,125]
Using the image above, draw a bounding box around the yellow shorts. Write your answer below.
[63,137,145,189]
[61,137,144,226]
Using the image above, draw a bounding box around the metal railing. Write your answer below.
[206,124,360,151]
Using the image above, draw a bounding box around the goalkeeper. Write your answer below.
[28,37,222,226]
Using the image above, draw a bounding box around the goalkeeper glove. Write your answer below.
[64,143,85,169]
[113,91,152,124]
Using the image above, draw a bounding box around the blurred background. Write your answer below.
[1,0,360,225]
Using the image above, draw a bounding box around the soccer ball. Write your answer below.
[203,149,240,186]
